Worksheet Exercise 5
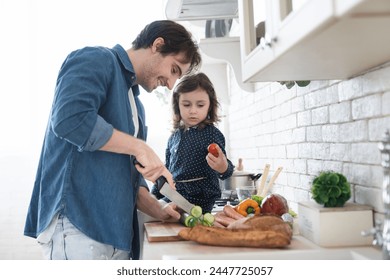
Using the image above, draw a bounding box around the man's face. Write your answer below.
[140,51,190,93]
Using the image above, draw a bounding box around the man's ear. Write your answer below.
[152,37,165,53]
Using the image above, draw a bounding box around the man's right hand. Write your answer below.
[99,128,175,188]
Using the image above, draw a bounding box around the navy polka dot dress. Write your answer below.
[151,124,234,213]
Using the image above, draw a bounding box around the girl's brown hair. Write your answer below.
[171,72,220,130]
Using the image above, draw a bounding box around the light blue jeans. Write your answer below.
[38,215,130,260]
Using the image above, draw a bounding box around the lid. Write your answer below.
[232,170,253,176]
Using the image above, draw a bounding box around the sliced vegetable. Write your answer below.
[203,212,215,225]
[190,205,203,218]
[186,216,198,227]
[180,205,215,227]
[236,198,261,217]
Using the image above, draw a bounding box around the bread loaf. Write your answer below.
[179,215,292,248]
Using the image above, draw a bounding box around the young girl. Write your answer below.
[151,73,234,213]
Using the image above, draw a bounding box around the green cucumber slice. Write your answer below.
[190,205,202,218]
[203,212,215,225]
[184,215,198,227]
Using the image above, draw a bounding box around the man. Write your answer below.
[24,20,202,260]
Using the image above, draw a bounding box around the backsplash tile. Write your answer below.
[226,62,390,216]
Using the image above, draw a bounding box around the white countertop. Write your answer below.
[141,232,382,260]
[137,211,382,260]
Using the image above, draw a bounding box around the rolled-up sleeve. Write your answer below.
[50,47,113,152]
[83,115,113,152]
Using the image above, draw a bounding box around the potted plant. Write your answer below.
[298,170,373,247]
[311,171,351,207]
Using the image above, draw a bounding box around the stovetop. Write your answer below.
[212,198,239,212]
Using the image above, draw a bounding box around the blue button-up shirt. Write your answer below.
[24,44,147,258]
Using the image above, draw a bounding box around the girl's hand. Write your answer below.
[206,144,228,174]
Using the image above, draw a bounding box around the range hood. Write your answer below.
[165,0,238,21]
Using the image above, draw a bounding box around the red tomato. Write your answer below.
[207,143,219,157]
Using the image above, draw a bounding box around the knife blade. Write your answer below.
[132,158,195,214]
[155,176,195,215]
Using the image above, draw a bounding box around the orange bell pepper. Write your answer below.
[235,198,261,217]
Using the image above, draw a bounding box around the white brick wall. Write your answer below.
[227,62,390,217]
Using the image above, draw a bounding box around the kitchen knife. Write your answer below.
[132,158,195,214]
[155,176,195,215]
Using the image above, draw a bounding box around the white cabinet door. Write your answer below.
[239,0,334,82]
[238,0,274,82]
[271,0,334,57]
[238,0,390,82]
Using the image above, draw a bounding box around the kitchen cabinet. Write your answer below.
[238,0,390,82]
[199,36,254,92]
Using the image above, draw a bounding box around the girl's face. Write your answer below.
[178,87,210,128]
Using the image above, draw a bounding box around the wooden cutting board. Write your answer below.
[144,222,186,242]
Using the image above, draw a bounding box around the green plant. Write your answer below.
[311,171,351,207]
[279,80,311,89]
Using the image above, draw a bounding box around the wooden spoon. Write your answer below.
[257,164,270,196]
[260,166,283,197]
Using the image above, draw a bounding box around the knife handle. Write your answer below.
[133,158,144,168]
[155,176,167,191]
[133,158,167,190]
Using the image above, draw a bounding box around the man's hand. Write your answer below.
[99,129,175,188]
[159,202,181,222]
[137,187,180,222]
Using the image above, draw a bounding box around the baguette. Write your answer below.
[179,225,291,248]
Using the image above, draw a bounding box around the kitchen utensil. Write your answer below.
[156,176,195,215]
[250,173,262,181]
[236,186,257,201]
[133,158,195,214]
[222,171,262,191]
[260,166,283,197]
[220,190,235,200]
[236,158,244,171]
[175,177,206,183]
[257,164,270,196]
[144,222,185,242]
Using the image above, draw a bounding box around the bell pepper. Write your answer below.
[251,194,263,206]
[236,198,261,217]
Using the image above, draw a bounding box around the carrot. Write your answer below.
[214,212,236,227]
[223,204,245,220]
[212,220,226,228]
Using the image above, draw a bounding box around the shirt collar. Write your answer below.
[112,44,139,96]
[112,44,134,73]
